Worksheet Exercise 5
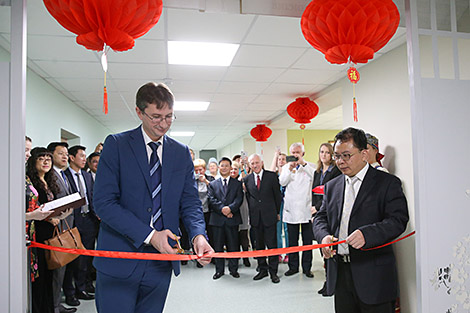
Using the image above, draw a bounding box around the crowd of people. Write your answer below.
[24,80,408,313]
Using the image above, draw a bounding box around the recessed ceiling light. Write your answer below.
[170,131,195,137]
[168,41,239,66]
[174,101,209,111]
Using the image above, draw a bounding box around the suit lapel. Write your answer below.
[333,176,345,235]
[128,126,152,194]
[65,169,78,193]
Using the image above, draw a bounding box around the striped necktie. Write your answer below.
[149,142,163,230]
[338,176,358,255]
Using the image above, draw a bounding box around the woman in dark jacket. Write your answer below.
[311,143,341,296]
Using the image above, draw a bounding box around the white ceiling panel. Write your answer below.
[232,45,306,68]
[275,68,339,85]
[107,40,167,64]
[224,66,284,82]
[210,93,257,104]
[28,35,97,62]
[262,83,317,96]
[243,15,309,48]
[216,81,269,94]
[168,64,227,81]
[108,63,167,80]
[33,60,103,79]
[292,49,342,70]
[27,1,73,37]
[167,8,254,43]
[170,80,220,93]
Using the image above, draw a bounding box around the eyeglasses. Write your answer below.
[37,157,52,163]
[141,110,176,124]
[332,152,357,161]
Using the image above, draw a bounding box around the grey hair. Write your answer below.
[248,153,261,162]
[289,142,305,153]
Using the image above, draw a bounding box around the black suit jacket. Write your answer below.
[208,177,243,227]
[312,165,341,209]
[313,165,409,305]
[64,168,98,220]
[243,170,282,227]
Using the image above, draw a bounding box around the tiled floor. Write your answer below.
[76,249,334,313]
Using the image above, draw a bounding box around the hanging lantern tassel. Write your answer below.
[101,48,109,115]
[261,142,264,156]
[300,124,306,145]
[347,67,360,122]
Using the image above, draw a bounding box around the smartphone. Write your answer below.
[240,150,246,158]
[286,155,299,163]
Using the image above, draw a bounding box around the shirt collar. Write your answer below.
[141,125,164,147]
[255,169,264,179]
[69,167,80,176]
[53,165,62,174]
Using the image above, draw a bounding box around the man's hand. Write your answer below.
[221,206,231,216]
[321,235,337,259]
[150,230,179,254]
[57,208,73,220]
[48,218,60,227]
[310,206,317,216]
[346,229,365,249]
[193,234,214,266]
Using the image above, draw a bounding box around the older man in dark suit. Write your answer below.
[243,154,282,283]
[208,157,243,280]
[313,127,409,313]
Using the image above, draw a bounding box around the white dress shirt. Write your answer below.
[279,162,315,224]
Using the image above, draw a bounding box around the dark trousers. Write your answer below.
[254,223,279,275]
[64,213,98,296]
[335,260,395,313]
[95,256,172,313]
[286,222,313,272]
[178,219,190,251]
[212,225,239,274]
[239,229,250,263]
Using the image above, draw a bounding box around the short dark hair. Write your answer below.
[25,136,32,142]
[87,152,100,162]
[68,145,86,159]
[47,142,69,153]
[232,154,241,161]
[334,127,367,150]
[219,157,232,166]
[136,82,174,111]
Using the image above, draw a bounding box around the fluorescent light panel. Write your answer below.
[168,41,239,66]
[174,101,209,111]
[170,131,195,137]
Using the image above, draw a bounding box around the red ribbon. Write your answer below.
[29,232,415,261]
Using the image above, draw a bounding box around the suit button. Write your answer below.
[258,200,261,203]
[147,208,152,213]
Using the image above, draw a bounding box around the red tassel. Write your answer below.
[353,97,358,122]
[103,86,108,115]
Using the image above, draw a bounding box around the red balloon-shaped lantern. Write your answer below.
[300,0,400,65]
[287,97,319,145]
[287,97,319,125]
[43,0,163,52]
[250,124,273,142]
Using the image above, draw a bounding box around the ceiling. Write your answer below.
[0,0,407,150]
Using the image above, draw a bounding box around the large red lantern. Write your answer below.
[301,0,399,122]
[287,97,319,145]
[43,0,163,52]
[250,124,273,142]
[300,0,400,65]
[43,0,163,115]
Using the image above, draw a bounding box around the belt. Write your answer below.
[338,254,351,263]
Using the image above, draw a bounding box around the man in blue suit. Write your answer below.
[93,82,213,313]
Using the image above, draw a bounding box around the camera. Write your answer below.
[286,155,299,163]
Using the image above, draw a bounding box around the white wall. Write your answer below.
[318,43,416,313]
[0,46,111,152]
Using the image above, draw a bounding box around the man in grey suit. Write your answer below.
[47,142,77,313]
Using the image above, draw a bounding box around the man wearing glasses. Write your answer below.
[313,127,409,313]
[93,82,213,313]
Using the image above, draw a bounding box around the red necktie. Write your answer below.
[256,174,260,190]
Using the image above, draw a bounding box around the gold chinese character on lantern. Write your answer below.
[347,67,360,84]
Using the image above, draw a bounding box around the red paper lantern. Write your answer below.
[287,97,319,125]
[43,0,163,52]
[250,124,273,142]
[300,0,400,64]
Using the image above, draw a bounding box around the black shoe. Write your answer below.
[196,262,203,268]
[85,285,95,294]
[303,271,314,278]
[318,282,327,294]
[213,272,224,280]
[271,274,280,284]
[59,305,77,313]
[243,258,251,267]
[65,296,80,307]
[76,291,95,300]
[181,261,188,265]
[230,271,240,278]
[253,271,269,281]
[284,269,299,276]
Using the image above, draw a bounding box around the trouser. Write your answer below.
[212,225,239,274]
[254,223,279,275]
[286,222,313,272]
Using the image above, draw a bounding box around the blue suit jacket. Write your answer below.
[93,126,206,278]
